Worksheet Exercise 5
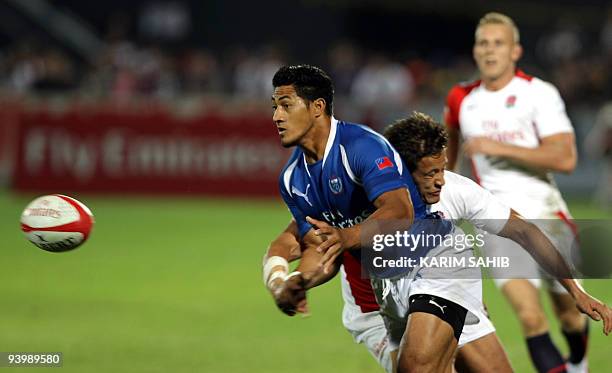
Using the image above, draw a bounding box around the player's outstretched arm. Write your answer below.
[263,219,303,316]
[263,220,340,316]
[263,219,301,295]
[265,218,302,263]
[309,187,414,273]
[497,210,573,279]
[272,231,341,316]
[498,210,612,335]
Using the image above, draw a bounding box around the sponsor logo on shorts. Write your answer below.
[429,298,448,314]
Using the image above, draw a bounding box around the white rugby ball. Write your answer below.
[20,194,94,252]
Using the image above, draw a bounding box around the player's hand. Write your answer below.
[463,137,503,157]
[574,292,612,335]
[272,272,309,316]
[306,216,346,274]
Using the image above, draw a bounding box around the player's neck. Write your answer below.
[482,69,515,91]
[300,117,331,164]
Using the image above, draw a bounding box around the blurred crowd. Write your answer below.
[0,9,612,130]
[0,4,610,205]
[0,38,445,105]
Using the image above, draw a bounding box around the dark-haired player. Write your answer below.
[265,64,481,373]
[381,112,610,372]
[265,106,611,372]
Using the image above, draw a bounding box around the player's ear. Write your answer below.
[311,98,326,118]
[511,43,523,62]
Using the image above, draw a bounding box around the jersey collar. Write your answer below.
[321,117,338,167]
[301,117,337,178]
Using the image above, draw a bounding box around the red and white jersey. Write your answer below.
[444,70,573,218]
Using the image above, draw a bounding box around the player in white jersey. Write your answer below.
[265,218,506,373]
[444,12,588,373]
[264,112,612,372]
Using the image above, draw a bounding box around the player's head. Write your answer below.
[383,112,448,204]
[271,65,334,147]
[473,12,522,84]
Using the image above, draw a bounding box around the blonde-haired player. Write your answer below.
[445,12,588,373]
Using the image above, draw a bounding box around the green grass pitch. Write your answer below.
[1,192,610,372]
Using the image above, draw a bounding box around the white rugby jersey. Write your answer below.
[444,70,574,216]
[430,171,510,233]
[340,170,510,334]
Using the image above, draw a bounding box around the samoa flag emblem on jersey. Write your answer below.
[375,156,394,170]
[329,175,343,194]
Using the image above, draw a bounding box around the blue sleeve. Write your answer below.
[349,133,407,202]
[279,179,312,238]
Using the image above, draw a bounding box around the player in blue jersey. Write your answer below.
[312,113,610,370]
[264,103,612,372]
[266,65,477,373]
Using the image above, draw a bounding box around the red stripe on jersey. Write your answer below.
[444,80,480,130]
[556,210,578,239]
[343,251,379,313]
[515,69,533,82]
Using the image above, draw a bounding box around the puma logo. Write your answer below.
[429,299,447,314]
[292,184,313,206]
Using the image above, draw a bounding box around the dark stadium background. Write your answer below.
[0,1,610,372]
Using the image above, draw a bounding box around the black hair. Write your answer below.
[272,64,334,116]
[383,112,448,172]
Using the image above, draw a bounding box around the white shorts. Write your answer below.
[372,275,484,351]
[343,226,494,371]
[459,304,495,347]
[368,225,487,351]
[343,304,495,373]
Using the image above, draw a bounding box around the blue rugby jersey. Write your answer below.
[278,118,426,311]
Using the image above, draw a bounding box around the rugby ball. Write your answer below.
[20,194,94,252]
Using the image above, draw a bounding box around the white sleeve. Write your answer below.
[531,79,574,138]
[449,173,511,234]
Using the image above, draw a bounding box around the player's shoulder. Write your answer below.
[441,171,490,210]
[532,78,561,97]
[444,171,480,189]
[514,70,559,95]
[337,120,389,149]
[445,79,482,115]
[338,120,378,138]
[447,79,481,99]
[442,171,484,200]
[514,69,535,83]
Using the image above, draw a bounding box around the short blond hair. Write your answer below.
[476,12,520,43]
